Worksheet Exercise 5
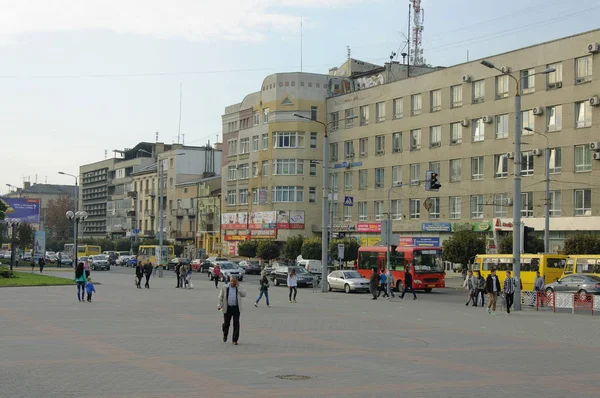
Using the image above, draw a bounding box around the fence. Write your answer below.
[520,291,600,315]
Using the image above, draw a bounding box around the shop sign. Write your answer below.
[421,222,452,232]
[453,221,492,232]
[356,222,381,233]
[248,211,276,230]
[333,225,356,232]
[250,229,277,239]
[223,235,249,241]
[399,237,441,247]
[493,218,513,231]
[221,212,248,230]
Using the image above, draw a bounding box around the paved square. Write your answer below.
[1,270,598,398]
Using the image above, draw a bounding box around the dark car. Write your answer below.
[238,260,261,275]
[270,265,313,287]
[191,259,212,273]
[167,257,190,271]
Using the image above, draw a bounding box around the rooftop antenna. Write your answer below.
[177,82,183,144]
[182,134,185,145]
[346,45,351,59]
[104,149,108,159]
[409,0,425,66]
[300,17,303,72]
[155,131,159,143]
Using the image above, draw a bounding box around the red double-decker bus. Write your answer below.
[357,245,446,292]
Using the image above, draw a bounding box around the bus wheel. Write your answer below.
[424,288,432,293]
[395,283,402,293]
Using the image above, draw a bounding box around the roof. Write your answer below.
[13,184,77,197]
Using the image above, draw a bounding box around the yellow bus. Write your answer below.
[473,254,567,291]
[77,245,102,258]
[137,245,175,267]
[562,255,600,278]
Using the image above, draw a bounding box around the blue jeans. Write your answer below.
[256,290,269,305]
[76,282,85,300]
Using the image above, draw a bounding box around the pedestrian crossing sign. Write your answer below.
[344,196,354,206]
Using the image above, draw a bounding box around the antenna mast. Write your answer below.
[300,17,303,72]
[177,83,183,144]
[409,0,425,66]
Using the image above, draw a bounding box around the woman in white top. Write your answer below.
[287,268,298,303]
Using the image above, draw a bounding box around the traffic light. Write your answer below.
[523,226,535,253]
[425,170,441,191]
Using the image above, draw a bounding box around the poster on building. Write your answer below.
[289,210,305,229]
[276,211,290,229]
[356,223,381,233]
[221,212,248,230]
[227,242,238,256]
[33,231,46,261]
[249,211,276,230]
[251,229,277,239]
[259,189,268,205]
[360,237,381,247]
[1,198,41,223]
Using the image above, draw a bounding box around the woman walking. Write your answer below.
[255,271,270,307]
[463,270,475,306]
[287,268,298,303]
[180,263,188,289]
[84,258,91,278]
[74,262,86,302]
[143,261,153,288]
[213,263,221,289]
[135,263,144,289]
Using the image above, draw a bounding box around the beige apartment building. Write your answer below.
[326,29,600,251]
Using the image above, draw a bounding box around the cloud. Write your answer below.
[0,0,369,43]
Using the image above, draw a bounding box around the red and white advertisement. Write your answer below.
[248,211,276,230]
[276,210,305,230]
[250,229,277,239]
[221,212,248,230]
[356,222,381,233]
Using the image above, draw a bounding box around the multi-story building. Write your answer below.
[326,29,600,251]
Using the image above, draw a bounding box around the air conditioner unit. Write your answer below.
[482,115,493,123]
[392,148,402,153]
[589,96,600,107]
[547,82,562,89]
[462,74,472,83]
[430,142,441,148]
[532,107,544,116]
[506,152,515,159]
[346,152,355,158]
[593,152,600,160]
[588,43,600,54]
[376,150,385,155]
[501,66,511,73]
[531,148,543,156]
[461,118,470,127]
[590,141,600,151]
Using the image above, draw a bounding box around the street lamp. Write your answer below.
[524,127,550,253]
[385,182,403,296]
[480,61,555,310]
[66,211,88,264]
[6,218,21,271]
[59,172,79,264]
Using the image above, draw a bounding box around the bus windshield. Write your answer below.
[413,249,444,273]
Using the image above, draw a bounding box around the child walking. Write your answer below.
[85,277,96,302]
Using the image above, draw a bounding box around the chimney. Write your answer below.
[23,181,31,189]
[214,142,223,151]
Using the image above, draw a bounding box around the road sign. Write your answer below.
[333,161,348,169]
[344,196,354,206]
[133,229,140,234]
[337,244,344,261]
[350,161,363,167]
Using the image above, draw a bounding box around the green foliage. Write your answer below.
[282,235,304,261]
[563,233,600,255]
[498,233,545,254]
[174,244,184,257]
[0,266,14,278]
[0,223,7,247]
[115,239,132,252]
[442,230,487,268]
[328,238,360,262]
[256,240,280,262]
[0,199,7,220]
[237,240,258,258]
[301,238,322,260]
[16,223,35,249]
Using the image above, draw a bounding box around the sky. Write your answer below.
[1,0,599,193]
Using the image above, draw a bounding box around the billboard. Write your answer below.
[356,222,381,233]
[399,237,441,247]
[249,211,276,230]
[276,210,305,230]
[221,212,248,230]
[1,198,41,223]
[33,231,46,261]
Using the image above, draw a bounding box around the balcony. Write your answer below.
[144,209,155,217]
[170,209,186,217]
[171,231,194,239]
[187,208,196,217]
[126,209,136,217]
[145,189,156,197]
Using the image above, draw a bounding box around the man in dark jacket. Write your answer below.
[143,262,153,288]
[400,267,417,300]
[135,263,144,289]
[485,268,502,314]
[369,268,379,300]
[175,262,181,288]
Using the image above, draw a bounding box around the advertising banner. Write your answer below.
[289,210,305,229]
[259,189,268,206]
[249,211,276,230]
[421,222,452,232]
[33,231,46,261]
[399,237,441,247]
[1,198,41,223]
[356,222,381,233]
[276,211,290,229]
[250,229,277,239]
[223,235,249,241]
[221,212,248,230]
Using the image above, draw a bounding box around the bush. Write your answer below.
[0,266,14,278]
[301,238,322,260]
[328,239,360,262]
[282,235,304,261]
[238,241,258,258]
[563,233,600,255]
[256,241,280,262]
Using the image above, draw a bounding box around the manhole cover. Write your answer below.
[276,375,311,381]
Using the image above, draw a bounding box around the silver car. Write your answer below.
[90,255,110,271]
[544,274,600,295]
[327,270,371,293]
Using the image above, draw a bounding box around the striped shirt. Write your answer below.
[503,277,516,294]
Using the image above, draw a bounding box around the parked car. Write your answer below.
[206,256,228,263]
[327,270,370,293]
[126,257,137,267]
[59,253,73,267]
[89,255,110,271]
[117,253,132,266]
[167,257,190,271]
[22,251,32,261]
[191,259,212,273]
[296,258,323,275]
[270,265,313,287]
[543,274,600,295]
[208,261,244,282]
[238,260,261,275]
[45,251,57,263]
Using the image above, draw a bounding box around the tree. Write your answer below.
[0,199,7,221]
[174,244,184,257]
[16,223,35,249]
[45,195,74,239]
[328,238,360,262]
[237,240,258,258]
[256,240,280,262]
[301,238,322,260]
[442,230,486,269]
[563,233,600,255]
[115,239,132,252]
[282,235,304,261]
[498,233,545,254]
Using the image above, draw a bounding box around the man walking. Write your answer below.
[218,276,246,345]
[486,268,501,314]
[143,261,153,289]
[378,269,388,298]
[369,268,379,300]
[175,261,181,288]
[503,270,516,314]
[386,268,395,298]
[476,271,486,307]
[400,267,417,300]
[533,271,545,307]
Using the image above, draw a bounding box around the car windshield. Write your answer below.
[586,275,600,282]
[219,263,236,269]
[294,267,309,275]
[343,271,363,279]
[92,255,107,261]
[413,250,444,273]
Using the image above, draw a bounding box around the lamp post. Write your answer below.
[6,219,21,271]
[480,61,555,310]
[386,183,403,296]
[524,127,550,253]
[59,172,79,260]
[66,211,88,265]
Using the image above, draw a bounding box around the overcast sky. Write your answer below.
[1,0,599,193]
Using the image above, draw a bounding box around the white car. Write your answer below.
[117,254,132,265]
[208,261,244,282]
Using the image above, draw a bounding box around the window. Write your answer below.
[263,108,270,123]
[376,101,386,122]
[309,187,316,203]
[429,161,440,176]
[495,114,508,139]
[227,190,236,205]
[472,118,484,142]
[429,126,441,148]
[375,135,385,154]
[273,132,305,148]
[495,75,509,99]
[262,133,268,150]
[240,138,250,154]
[344,171,353,190]
[547,105,562,132]
[392,165,402,186]
[409,199,420,219]
[521,192,533,217]
[521,152,534,176]
[427,197,440,220]
[391,199,402,220]
[345,108,355,128]
[470,195,484,219]
[575,189,591,216]
[451,85,462,108]
[411,94,422,115]
[228,165,236,181]
[330,173,338,191]
[521,68,535,93]
[495,154,508,178]
[392,132,402,153]
[449,197,461,220]
[575,145,592,172]
[549,148,561,174]
[375,168,384,189]
[410,129,421,151]
[344,141,355,158]
[344,205,352,221]
[450,122,462,144]
[430,90,441,112]
[311,106,318,121]
[494,193,509,217]
[575,56,592,84]
[359,170,368,190]
[546,62,562,89]
[272,186,304,203]
[252,188,259,205]
[261,160,268,176]
[239,189,249,205]
[238,163,249,179]
[549,191,561,217]
[252,135,259,151]
[358,202,368,221]
[374,201,384,221]
[330,143,339,161]
[410,163,420,185]
[252,162,258,177]
[450,159,462,182]
[273,159,304,175]
[228,139,238,155]
[575,101,592,128]
[360,105,369,125]
[115,168,125,179]
[471,156,484,180]
[309,161,316,176]
[356,138,367,157]
[253,111,260,125]
[330,112,339,131]
[393,98,403,119]
[473,80,485,103]
[522,110,534,135]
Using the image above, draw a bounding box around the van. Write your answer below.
[297,259,323,275]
